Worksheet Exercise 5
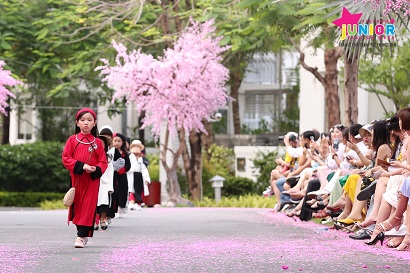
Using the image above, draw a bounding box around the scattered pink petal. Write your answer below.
[362,264,368,268]
[299,268,303,271]
[282,265,289,270]
[385,265,391,268]
[72,258,79,260]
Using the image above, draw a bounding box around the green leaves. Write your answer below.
[359,40,410,110]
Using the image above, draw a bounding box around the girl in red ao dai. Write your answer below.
[62,108,108,248]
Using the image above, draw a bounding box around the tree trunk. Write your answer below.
[181,119,213,201]
[160,128,193,206]
[202,119,214,158]
[230,71,242,134]
[1,105,10,145]
[324,48,342,130]
[184,130,202,200]
[165,167,182,202]
[138,110,145,144]
[344,52,359,126]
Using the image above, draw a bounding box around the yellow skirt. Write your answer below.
[343,174,360,202]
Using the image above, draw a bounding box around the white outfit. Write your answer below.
[287,146,303,158]
[339,141,368,170]
[127,153,151,196]
[97,147,115,206]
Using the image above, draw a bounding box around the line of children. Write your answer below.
[62,108,151,248]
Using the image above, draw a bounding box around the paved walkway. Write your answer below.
[1,207,409,272]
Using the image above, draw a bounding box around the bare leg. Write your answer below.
[341,199,366,221]
[396,205,410,250]
[368,198,392,227]
[272,178,282,209]
[327,193,346,210]
[361,177,389,226]
[367,193,408,242]
[337,193,352,220]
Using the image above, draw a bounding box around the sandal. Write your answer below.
[313,209,329,218]
[396,234,410,251]
[101,221,108,230]
[386,237,403,248]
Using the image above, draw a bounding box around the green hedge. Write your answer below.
[0,142,70,192]
[0,192,65,207]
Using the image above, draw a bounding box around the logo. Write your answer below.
[332,7,395,44]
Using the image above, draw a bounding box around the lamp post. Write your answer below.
[209,175,225,203]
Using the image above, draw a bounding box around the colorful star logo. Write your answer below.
[332,7,362,28]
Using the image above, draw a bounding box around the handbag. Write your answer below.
[63,144,95,207]
[63,187,76,207]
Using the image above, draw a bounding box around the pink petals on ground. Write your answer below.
[0,246,42,273]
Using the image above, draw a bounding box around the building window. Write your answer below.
[17,108,33,140]
[243,91,283,131]
[237,158,246,171]
[243,53,277,84]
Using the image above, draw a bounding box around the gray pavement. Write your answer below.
[0,207,409,272]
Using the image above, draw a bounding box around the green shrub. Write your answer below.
[194,194,276,208]
[0,142,69,192]
[251,149,279,194]
[202,144,235,198]
[40,199,66,210]
[222,177,256,197]
[0,192,64,207]
[146,153,160,181]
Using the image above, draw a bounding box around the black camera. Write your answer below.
[278,134,297,142]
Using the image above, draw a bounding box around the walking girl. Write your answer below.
[112,133,131,217]
[129,140,151,210]
[96,134,114,230]
[62,108,108,248]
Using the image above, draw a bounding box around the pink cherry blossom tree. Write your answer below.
[0,61,21,115]
[355,0,410,15]
[97,19,230,204]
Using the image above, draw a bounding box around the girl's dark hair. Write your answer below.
[98,135,111,153]
[100,128,113,138]
[398,108,410,130]
[342,127,349,141]
[114,133,127,154]
[75,111,99,136]
[372,120,390,156]
[386,115,400,132]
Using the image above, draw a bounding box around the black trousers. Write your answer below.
[117,174,129,208]
[134,172,144,203]
[299,179,321,221]
[77,225,94,237]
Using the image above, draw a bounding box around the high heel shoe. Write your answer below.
[365,232,385,246]
[337,218,362,226]
[396,233,410,251]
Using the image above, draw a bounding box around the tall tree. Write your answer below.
[97,20,230,204]
[246,0,344,130]
[359,40,410,112]
[0,61,21,144]
[0,61,20,115]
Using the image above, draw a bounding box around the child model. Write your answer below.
[96,134,114,230]
[62,108,108,248]
[98,126,124,225]
[129,139,151,210]
[112,133,131,217]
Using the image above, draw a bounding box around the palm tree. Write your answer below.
[325,0,409,122]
